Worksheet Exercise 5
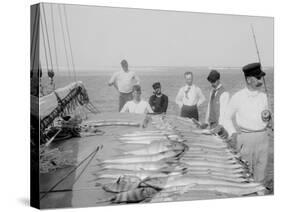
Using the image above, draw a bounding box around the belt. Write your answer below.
[239,126,267,133]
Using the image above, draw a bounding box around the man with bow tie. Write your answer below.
[175,71,205,120]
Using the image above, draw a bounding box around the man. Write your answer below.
[108,59,140,111]
[205,70,229,129]
[121,85,153,114]
[149,82,169,114]
[175,71,205,120]
[222,62,271,183]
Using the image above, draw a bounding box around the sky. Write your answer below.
[36,3,274,71]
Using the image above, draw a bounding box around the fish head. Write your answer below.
[141,177,166,190]
[141,187,159,198]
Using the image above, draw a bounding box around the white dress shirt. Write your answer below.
[120,100,153,114]
[222,87,268,136]
[175,84,206,108]
[109,71,140,93]
[205,84,230,125]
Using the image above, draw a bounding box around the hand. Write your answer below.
[227,133,238,150]
[211,125,228,139]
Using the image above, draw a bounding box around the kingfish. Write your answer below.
[98,149,184,164]
[142,175,262,190]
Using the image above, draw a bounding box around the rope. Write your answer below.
[41,3,54,71]
[31,4,39,71]
[58,5,71,78]
[50,4,59,73]
[40,13,50,72]
[63,5,77,82]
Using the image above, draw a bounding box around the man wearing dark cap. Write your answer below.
[108,59,140,111]
[149,82,169,114]
[222,62,271,183]
[205,70,229,129]
[120,85,153,114]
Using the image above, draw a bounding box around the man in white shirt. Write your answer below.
[175,71,206,120]
[121,85,153,114]
[205,70,229,129]
[222,62,271,183]
[108,60,140,111]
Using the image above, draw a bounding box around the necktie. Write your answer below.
[210,89,216,101]
[185,86,191,99]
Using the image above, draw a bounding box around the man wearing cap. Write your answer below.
[120,85,153,114]
[149,82,169,114]
[175,71,206,120]
[222,62,271,183]
[205,70,229,129]
[108,59,140,111]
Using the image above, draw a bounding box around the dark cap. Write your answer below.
[132,85,141,92]
[152,82,161,90]
[242,62,265,79]
[207,70,220,83]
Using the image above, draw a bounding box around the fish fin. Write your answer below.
[116,176,121,184]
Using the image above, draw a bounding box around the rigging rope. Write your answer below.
[31,4,39,71]
[58,5,72,79]
[50,4,59,73]
[40,12,50,72]
[62,5,77,82]
[41,3,54,72]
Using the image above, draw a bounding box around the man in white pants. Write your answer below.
[222,62,271,183]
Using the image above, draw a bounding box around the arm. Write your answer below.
[175,88,184,109]
[133,72,140,85]
[108,73,119,91]
[145,102,154,114]
[149,95,155,111]
[221,94,237,136]
[197,87,206,106]
[162,95,169,113]
[218,92,230,125]
[204,92,211,124]
[120,102,129,113]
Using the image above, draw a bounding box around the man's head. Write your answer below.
[184,71,193,86]
[207,70,221,89]
[132,85,142,101]
[152,82,162,95]
[243,63,265,90]
[121,59,129,72]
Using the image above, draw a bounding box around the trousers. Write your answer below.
[237,131,269,183]
[180,105,199,121]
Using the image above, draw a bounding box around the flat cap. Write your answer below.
[242,62,265,79]
[207,70,220,83]
[152,82,161,89]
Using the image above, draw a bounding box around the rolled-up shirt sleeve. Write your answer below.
[108,72,117,85]
[218,92,230,125]
[175,88,184,108]
[221,94,238,136]
[197,87,206,106]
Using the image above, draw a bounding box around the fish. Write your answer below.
[98,149,184,164]
[118,141,187,155]
[162,184,265,196]
[93,169,185,181]
[142,175,262,190]
[177,165,248,175]
[98,187,158,204]
[122,131,174,137]
[180,156,237,164]
[100,176,141,193]
[179,160,244,170]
